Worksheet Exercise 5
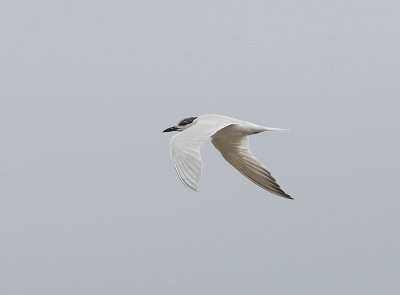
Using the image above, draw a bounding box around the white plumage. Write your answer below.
[163,114,292,199]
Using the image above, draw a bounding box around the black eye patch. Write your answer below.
[178,117,197,126]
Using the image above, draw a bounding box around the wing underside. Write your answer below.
[212,125,292,199]
[170,119,234,190]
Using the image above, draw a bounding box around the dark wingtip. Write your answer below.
[282,193,294,200]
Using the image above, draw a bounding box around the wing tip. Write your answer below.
[278,191,293,200]
[274,191,293,200]
[173,164,200,192]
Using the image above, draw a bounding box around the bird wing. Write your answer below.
[211,125,292,199]
[170,118,234,190]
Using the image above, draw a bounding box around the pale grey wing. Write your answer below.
[212,127,292,199]
[170,121,233,191]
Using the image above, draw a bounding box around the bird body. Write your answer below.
[163,114,292,199]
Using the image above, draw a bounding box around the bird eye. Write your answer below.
[178,117,197,126]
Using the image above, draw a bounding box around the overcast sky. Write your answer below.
[1,1,399,294]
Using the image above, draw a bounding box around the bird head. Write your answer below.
[163,116,198,132]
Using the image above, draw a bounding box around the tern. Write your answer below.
[163,114,292,199]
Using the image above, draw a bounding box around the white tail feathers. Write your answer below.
[264,127,290,132]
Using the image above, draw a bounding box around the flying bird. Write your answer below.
[163,114,292,199]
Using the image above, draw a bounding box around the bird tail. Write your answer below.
[263,127,290,132]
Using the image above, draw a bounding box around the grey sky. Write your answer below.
[1,0,399,294]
